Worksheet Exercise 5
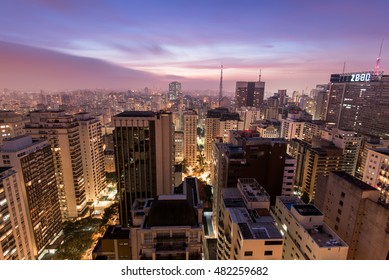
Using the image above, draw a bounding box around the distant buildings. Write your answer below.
[0,111,26,145]
[234,81,265,108]
[183,110,198,167]
[204,108,243,162]
[113,111,174,226]
[326,72,389,138]
[236,107,262,130]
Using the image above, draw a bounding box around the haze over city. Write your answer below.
[0,0,388,93]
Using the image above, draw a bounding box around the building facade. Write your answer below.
[316,172,389,259]
[216,179,283,260]
[326,72,389,138]
[113,111,174,226]
[130,177,203,260]
[235,81,265,108]
[0,167,33,260]
[272,196,348,260]
[183,110,198,167]
[0,136,62,258]
[76,113,106,202]
[25,111,87,220]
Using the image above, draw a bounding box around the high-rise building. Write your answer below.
[0,167,33,260]
[130,177,203,260]
[288,139,343,201]
[168,81,182,113]
[278,89,287,106]
[212,133,291,208]
[174,131,184,163]
[321,128,362,176]
[113,111,174,226]
[216,179,284,260]
[219,113,244,142]
[362,148,389,204]
[355,136,389,180]
[281,118,305,140]
[0,136,62,258]
[75,113,106,202]
[25,111,87,220]
[316,172,389,259]
[272,196,348,260]
[236,107,262,130]
[326,71,389,138]
[235,81,265,108]
[183,110,198,167]
[0,111,26,145]
[168,81,182,102]
[204,108,243,162]
[311,85,329,120]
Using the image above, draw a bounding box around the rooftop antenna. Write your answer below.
[219,65,223,107]
[342,61,346,74]
[259,69,262,82]
[374,39,384,75]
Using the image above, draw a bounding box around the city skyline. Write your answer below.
[1,0,388,93]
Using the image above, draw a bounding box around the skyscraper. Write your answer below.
[168,81,182,102]
[76,112,106,202]
[235,81,265,108]
[0,167,32,260]
[326,71,389,137]
[113,111,174,226]
[183,110,198,167]
[25,111,87,220]
[204,108,244,162]
[0,136,62,258]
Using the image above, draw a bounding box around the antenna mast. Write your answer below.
[374,39,384,75]
[219,65,223,107]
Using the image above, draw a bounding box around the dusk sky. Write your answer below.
[1,0,388,94]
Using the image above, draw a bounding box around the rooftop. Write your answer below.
[145,199,197,228]
[238,178,270,202]
[332,171,377,191]
[114,111,156,118]
[292,204,323,216]
[308,225,347,248]
[238,222,282,240]
[102,225,130,240]
[206,107,229,118]
[279,196,305,210]
[372,148,389,156]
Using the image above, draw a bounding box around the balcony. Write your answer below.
[154,235,187,243]
[155,242,186,253]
